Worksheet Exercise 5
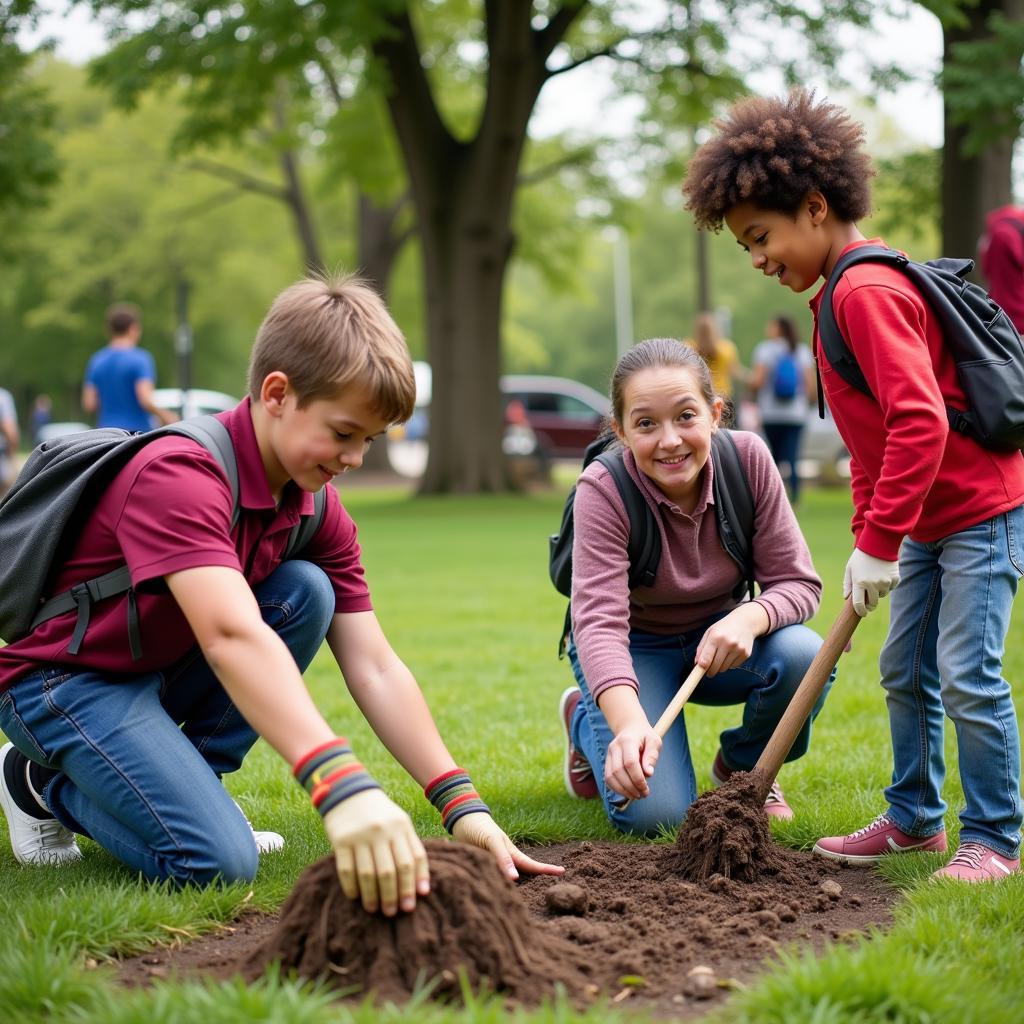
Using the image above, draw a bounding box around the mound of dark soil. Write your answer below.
[665,772,784,881]
[241,840,593,1005]
[118,838,896,1018]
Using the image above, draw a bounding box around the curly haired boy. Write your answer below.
[684,89,1024,882]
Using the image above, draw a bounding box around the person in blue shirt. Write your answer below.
[82,304,177,431]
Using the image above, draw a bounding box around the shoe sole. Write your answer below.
[0,748,81,866]
[812,839,946,864]
[811,842,887,864]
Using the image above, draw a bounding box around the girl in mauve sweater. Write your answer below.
[559,338,831,836]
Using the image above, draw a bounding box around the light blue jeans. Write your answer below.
[0,560,335,885]
[568,616,834,835]
[880,507,1024,857]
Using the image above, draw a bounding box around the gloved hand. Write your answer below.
[294,737,428,916]
[323,789,429,916]
[451,811,565,880]
[844,548,901,617]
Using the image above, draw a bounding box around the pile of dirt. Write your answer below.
[241,840,594,1005]
[119,838,896,1017]
[665,771,785,881]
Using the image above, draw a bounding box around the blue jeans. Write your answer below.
[0,560,335,885]
[762,422,804,503]
[880,507,1024,857]
[568,617,834,835]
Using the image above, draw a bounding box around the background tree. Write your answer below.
[0,2,59,255]
[84,0,906,493]
[928,0,1024,257]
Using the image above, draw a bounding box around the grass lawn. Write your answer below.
[2,481,1023,1023]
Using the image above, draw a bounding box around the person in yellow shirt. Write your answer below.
[683,312,747,399]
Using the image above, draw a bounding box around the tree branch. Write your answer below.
[544,38,628,79]
[185,157,287,201]
[517,148,594,187]
[536,1,591,63]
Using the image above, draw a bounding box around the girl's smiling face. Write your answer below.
[615,365,723,510]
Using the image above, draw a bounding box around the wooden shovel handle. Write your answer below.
[651,663,706,739]
[751,598,860,801]
[611,664,706,811]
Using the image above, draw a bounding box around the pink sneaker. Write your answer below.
[559,688,598,800]
[931,842,1020,882]
[813,814,947,863]
[710,750,793,820]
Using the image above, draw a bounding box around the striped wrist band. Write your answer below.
[293,738,380,817]
[424,768,490,833]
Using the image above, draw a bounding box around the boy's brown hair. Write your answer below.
[248,272,416,423]
[106,303,141,338]
[683,89,874,231]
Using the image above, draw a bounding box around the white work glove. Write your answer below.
[451,810,564,881]
[843,548,901,617]
[323,789,430,916]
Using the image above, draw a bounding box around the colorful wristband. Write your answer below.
[293,738,380,817]
[424,768,490,834]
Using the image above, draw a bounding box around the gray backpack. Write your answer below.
[0,416,326,657]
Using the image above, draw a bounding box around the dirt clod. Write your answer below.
[545,882,589,915]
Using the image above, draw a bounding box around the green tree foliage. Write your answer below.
[82,0,918,492]
[0,3,59,250]
[0,59,315,420]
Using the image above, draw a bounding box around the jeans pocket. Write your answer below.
[0,690,53,765]
[1005,510,1024,579]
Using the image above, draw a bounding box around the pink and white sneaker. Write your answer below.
[559,687,598,800]
[813,813,947,863]
[931,842,1020,882]
[710,750,793,820]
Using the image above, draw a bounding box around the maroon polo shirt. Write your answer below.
[0,399,372,693]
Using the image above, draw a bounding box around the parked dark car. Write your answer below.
[500,375,610,460]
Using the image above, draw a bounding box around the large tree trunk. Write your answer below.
[941,0,1022,263]
[373,2,583,493]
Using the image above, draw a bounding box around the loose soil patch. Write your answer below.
[117,839,896,1019]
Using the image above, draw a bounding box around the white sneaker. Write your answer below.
[231,797,284,854]
[0,743,83,865]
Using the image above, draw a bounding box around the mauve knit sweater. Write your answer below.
[570,430,822,702]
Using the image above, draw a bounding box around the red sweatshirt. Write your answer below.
[979,205,1024,332]
[809,238,1024,561]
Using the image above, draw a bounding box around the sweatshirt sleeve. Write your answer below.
[736,432,823,628]
[569,467,640,702]
[834,278,947,559]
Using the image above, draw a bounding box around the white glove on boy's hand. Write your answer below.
[843,548,901,617]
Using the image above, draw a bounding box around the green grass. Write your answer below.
[2,482,1023,1023]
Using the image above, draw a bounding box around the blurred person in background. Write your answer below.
[30,394,52,445]
[978,204,1024,333]
[82,303,177,432]
[751,315,816,505]
[684,311,748,402]
[0,385,19,496]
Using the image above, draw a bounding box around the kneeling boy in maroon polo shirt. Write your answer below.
[0,274,561,911]
[683,89,1024,883]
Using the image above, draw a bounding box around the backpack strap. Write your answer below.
[816,244,906,408]
[594,449,661,590]
[165,416,241,530]
[710,431,756,601]
[29,415,242,658]
[284,486,328,559]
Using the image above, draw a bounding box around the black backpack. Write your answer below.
[0,416,327,657]
[817,244,1024,451]
[548,430,756,655]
